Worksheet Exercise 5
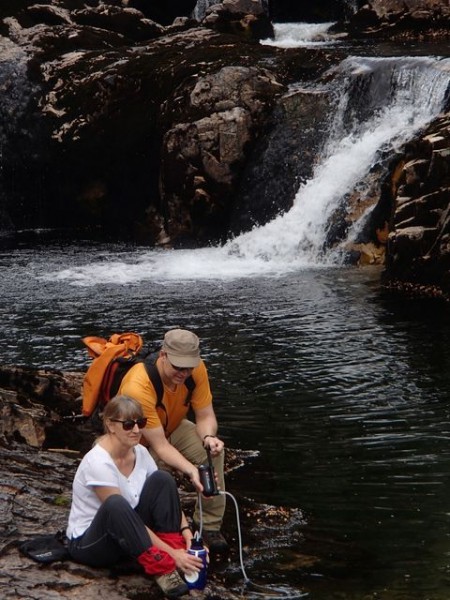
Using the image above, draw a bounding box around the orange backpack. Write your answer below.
[81,332,196,423]
[81,332,145,416]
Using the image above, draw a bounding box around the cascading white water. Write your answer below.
[260,22,337,48]
[47,56,450,285]
[228,56,450,266]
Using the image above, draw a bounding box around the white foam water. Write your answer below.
[260,22,338,48]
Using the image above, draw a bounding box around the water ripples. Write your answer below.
[2,247,450,598]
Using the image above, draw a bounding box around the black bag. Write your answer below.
[19,531,69,564]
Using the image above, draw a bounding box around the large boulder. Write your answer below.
[159,65,284,245]
[383,115,450,299]
[369,0,446,17]
[343,112,450,300]
[127,0,198,26]
[344,0,450,39]
[200,0,274,40]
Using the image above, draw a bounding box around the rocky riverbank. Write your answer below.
[0,365,306,599]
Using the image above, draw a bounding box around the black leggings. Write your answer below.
[68,470,182,567]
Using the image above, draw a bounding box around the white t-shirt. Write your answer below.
[67,443,157,539]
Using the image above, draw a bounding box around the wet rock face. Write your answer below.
[328,113,450,299]
[0,1,199,27]
[345,0,450,39]
[199,0,274,40]
[383,115,450,298]
[369,0,446,17]
[229,86,332,235]
[127,0,198,25]
[160,65,284,245]
[0,0,287,247]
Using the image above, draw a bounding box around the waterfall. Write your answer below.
[226,56,450,268]
[260,22,338,48]
[47,56,450,285]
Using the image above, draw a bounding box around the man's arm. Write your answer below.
[141,425,203,492]
[194,405,224,456]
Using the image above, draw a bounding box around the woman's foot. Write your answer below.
[155,570,188,598]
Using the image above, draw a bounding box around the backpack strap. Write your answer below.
[145,362,164,408]
[183,375,195,407]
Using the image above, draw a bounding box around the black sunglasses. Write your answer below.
[110,417,147,431]
[168,359,193,372]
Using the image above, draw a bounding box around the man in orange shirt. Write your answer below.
[119,328,228,554]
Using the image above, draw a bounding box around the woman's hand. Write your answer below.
[171,548,203,575]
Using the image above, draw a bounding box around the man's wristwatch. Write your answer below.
[203,434,217,446]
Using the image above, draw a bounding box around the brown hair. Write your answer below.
[102,395,144,433]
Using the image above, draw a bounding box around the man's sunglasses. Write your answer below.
[168,360,193,372]
[110,417,147,431]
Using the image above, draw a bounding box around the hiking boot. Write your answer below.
[154,570,188,598]
[201,529,229,554]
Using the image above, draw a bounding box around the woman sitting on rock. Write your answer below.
[66,394,203,599]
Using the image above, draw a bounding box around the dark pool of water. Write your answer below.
[2,245,450,600]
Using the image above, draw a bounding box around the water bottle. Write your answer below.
[185,533,208,590]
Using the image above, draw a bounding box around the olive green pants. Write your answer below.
[149,419,226,531]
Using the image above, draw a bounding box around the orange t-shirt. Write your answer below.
[118,358,212,436]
